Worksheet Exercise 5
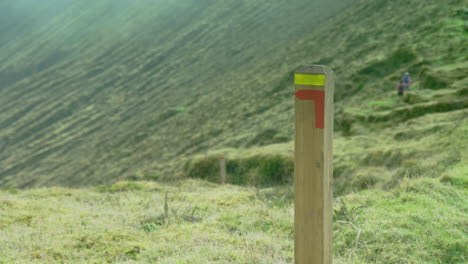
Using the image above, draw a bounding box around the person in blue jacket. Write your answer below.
[402,72,412,91]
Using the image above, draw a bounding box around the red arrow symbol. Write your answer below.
[295,90,325,129]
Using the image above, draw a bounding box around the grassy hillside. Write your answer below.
[0,0,467,262]
[1,177,466,263]
[1,0,466,188]
[0,0,357,187]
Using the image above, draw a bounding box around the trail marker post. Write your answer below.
[294,65,334,264]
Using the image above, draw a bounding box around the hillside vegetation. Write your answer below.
[0,0,467,262]
[1,0,466,188]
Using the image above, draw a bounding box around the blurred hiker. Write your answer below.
[397,80,405,97]
[402,72,412,91]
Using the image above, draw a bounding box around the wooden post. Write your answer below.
[219,157,227,184]
[294,65,334,264]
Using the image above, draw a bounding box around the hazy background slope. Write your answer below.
[0,0,466,188]
[0,0,357,187]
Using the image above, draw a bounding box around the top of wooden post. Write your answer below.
[294,65,334,93]
[295,64,332,75]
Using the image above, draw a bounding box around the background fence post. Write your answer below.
[294,65,334,264]
[219,157,226,184]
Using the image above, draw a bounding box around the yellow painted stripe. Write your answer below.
[294,74,326,86]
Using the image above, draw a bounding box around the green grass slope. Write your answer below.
[0,178,466,263]
[0,0,357,187]
[0,1,466,262]
[0,0,466,188]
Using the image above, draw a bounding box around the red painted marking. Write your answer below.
[295,90,325,129]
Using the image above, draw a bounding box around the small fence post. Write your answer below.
[294,65,334,264]
[219,157,227,184]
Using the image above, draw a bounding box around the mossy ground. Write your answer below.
[1,177,466,264]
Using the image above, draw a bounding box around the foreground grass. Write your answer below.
[1,177,466,263]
